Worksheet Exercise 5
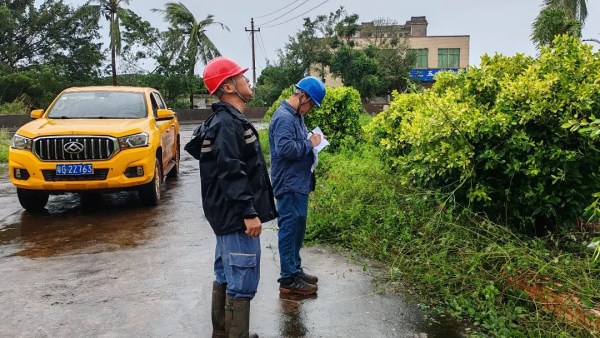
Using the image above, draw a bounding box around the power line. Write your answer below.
[257,31,270,64]
[259,0,330,29]
[257,0,312,27]
[254,0,303,19]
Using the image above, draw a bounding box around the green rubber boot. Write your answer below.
[211,282,227,338]
[224,296,258,338]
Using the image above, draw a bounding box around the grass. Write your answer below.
[257,128,270,167]
[0,98,29,116]
[0,128,10,162]
[305,143,599,338]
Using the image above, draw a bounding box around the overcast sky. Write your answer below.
[61,0,600,78]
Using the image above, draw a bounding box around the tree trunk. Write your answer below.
[111,47,117,86]
[189,65,195,109]
[111,11,117,86]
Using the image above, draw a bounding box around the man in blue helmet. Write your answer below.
[268,76,326,295]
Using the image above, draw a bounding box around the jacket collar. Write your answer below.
[280,100,301,117]
[212,101,248,122]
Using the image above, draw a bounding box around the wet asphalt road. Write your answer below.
[0,125,464,337]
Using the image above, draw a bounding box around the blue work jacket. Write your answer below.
[269,100,315,197]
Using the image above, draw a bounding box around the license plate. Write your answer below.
[56,163,94,175]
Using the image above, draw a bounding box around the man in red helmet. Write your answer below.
[185,56,277,338]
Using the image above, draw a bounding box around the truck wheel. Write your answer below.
[139,158,161,206]
[17,188,49,211]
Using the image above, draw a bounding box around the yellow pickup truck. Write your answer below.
[9,86,180,211]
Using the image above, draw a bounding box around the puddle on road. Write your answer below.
[278,293,316,336]
[0,191,166,258]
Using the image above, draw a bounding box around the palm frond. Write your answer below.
[544,0,588,22]
[198,15,230,32]
[154,2,195,31]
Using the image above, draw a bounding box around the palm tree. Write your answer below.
[531,0,587,48]
[544,0,588,23]
[83,0,130,85]
[153,2,229,108]
[532,6,582,48]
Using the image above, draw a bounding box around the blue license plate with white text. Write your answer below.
[56,163,93,175]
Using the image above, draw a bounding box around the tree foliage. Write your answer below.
[153,2,228,108]
[256,8,414,103]
[545,0,588,22]
[532,6,581,48]
[0,0,103,107]
[81,0,131,85]
[532,0,587,48]
[366,36,600,232]
[264,85,364,151]
[249,60,304,107]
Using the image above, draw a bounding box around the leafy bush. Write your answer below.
[0,128,11,162]
[264,85,365,151]
[307,144,423,254]
[307,144,599,337]
[365,36,600,232]
[257,129,270,167]
[263,86,294,123]
[305,86,364,151]
[0,96,29,115]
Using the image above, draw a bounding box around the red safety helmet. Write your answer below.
[203,57,248,95]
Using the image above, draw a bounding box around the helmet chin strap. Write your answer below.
[231,77,250,104]
[296,93,308,115]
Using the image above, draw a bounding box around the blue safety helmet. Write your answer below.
[295,76,326,107]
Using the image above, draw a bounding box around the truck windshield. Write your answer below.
[47,91,147,119]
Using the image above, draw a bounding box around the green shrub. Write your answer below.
[0,128,11,162]
[365,36,600,232]
[307,143,426,256]
[263,85,293,123]
[307,145,599,337]
[257,129,270,167]
[0,96,30,115]
[304,86,364,151]
[264,85,365,151]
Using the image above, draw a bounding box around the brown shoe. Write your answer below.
[279,275,318,296]
[299,269,318,284]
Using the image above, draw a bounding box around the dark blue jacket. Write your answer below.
[185,102,277,235]
[269,101,315,197]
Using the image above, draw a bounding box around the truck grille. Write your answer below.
[33,136,118,161]
[42,169,110,181]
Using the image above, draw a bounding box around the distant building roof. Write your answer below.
[357,16,429,38]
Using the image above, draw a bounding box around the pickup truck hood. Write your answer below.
[16,118,151,138]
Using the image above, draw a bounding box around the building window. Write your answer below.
[410,48,428,68]
[438,48,460,68]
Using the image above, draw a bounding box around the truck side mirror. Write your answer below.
[30,109,44,119]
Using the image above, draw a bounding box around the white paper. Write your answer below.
[307,126,329,172]
[309,126,329,153]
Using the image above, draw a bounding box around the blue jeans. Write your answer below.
[276,192,309,281]
[214,231,261,299]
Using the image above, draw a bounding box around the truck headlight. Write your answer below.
[11,134,32,150]
[118,133,149,149]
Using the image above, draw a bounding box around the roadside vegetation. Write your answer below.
[309,142,598,337]
[260,36,599,337]
[0,98,28,116]
[0,128,10,162]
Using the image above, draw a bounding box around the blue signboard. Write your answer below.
[409,68,461,82]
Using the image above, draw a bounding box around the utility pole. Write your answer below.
[245,18,260,86]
